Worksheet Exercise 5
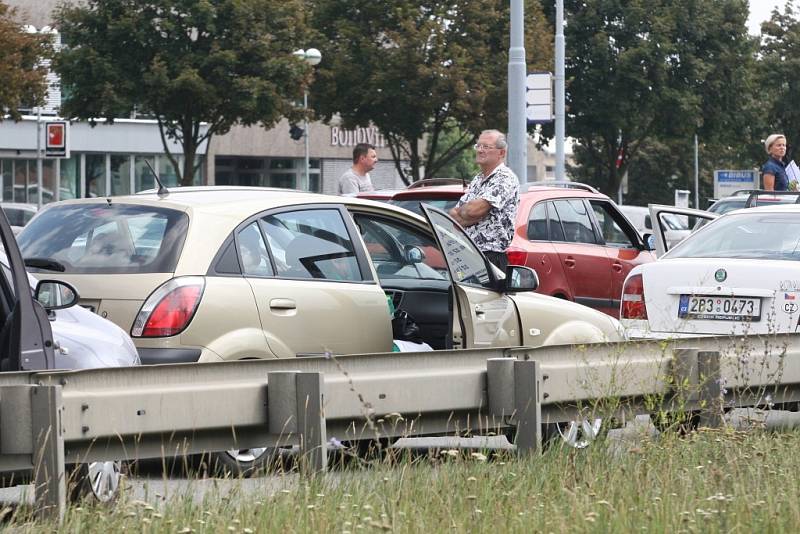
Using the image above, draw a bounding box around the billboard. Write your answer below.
[713,169,758,199]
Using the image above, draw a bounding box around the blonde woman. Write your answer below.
[762,134,788,191]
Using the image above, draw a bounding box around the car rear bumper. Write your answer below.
[137,347,202,365]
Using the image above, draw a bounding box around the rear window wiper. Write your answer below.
[24,257,66,272]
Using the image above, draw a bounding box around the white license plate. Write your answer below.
[678,295,761,321]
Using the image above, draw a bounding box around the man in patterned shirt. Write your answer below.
[449,129,520,271]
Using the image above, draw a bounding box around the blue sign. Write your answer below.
[713,169,758,198]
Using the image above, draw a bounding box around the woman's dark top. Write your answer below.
[761,157,788,191]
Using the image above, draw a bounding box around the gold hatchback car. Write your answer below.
[18,186,624,469]
[19,187,622,363]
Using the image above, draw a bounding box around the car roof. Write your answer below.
[725,203,800,215]
[43,185,428,221]
[391,182,611,201]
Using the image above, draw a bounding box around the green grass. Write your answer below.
[8,427,800,532]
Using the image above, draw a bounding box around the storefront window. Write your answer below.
[85,154,106,197]
[59,155,80,200]
[14,160,29,203]
[111,155,131,196]
[269,173,295,189]
[41,159,57,204]
[135,155,155,192]
[1,159,13,201]
[159,155,180,187]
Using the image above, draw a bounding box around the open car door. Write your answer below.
[420,205,521,349]
[0,209,55,371]
[648,204,718,257]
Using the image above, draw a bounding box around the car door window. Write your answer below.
[589,201,637,247]
[552,199,597,244]
[546,201,566,241]
[237,222,273,277]
[261,209,363,281]
[527,202,548,241]
[354,215,447,281]
[421,207,492,288]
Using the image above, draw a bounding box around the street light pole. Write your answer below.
[293,48,322,191]
[555,0,566,181]
[508,0,527,184]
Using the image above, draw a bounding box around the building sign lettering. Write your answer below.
[331,126,386,148]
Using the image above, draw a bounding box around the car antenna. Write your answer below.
[144,159,170,198]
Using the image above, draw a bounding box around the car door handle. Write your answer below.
[564,257,576,267]
[474,305,485,316]
[269,298,296,310]
[612,262,623,272]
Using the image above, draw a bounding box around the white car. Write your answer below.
[620,204,800,337]
[619,205,691,253]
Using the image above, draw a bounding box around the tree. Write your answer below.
[54,0,310,185]
[542,0,757,197]
[759,1,800,164]
[0,1,50,121]
[310,0,552,184]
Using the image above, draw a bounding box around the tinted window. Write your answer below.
[552,199,596,244]
[2,207,33,227]
[424,208,491,287]
[547,201,566,241]
[354,215,447,281]
[18,204,188,274]
[237,222,273,277]
[527,202,548,241]
[590,201,635,247]
[262,209,362,281]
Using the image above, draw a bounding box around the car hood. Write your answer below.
[51,304,140,369]
[509,291,625,347]
[633,258,799,335]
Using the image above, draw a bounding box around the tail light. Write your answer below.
[506,246,527,266]
[621,274,647,319]
[132,277,205,337]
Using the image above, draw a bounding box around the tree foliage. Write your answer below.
[54,0,310,185]
[543,0,757,198]
[759,1,800,164]
[310,0,552,184]
[0,1,50,121]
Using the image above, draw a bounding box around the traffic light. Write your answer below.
[289,123,304,140]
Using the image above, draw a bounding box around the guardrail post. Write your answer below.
[31,385,65,522]
[296,372,327,475]
[697,351,724,428]
[513,360,542,454]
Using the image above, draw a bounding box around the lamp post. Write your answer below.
[293,48,322,191]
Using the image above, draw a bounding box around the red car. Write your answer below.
[390,181,655,318]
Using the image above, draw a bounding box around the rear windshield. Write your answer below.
[666,212,800,261]
[18,203,188,273]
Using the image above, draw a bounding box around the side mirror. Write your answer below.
[642,233,656,251]
[34,279,79,311]
[404,245,425,264]
[503,265,539,292]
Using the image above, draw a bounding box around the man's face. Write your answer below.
[474,133,504,169]
[361,149,378,172]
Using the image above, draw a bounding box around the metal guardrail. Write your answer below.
[3,334,800,520]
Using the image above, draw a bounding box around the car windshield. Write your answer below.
[391,199,459,216]
[666,212,800,261]
[17,204,189,273]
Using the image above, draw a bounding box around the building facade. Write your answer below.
[3,0,568,207]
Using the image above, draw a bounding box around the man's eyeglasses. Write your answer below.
[473,143,499,151]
